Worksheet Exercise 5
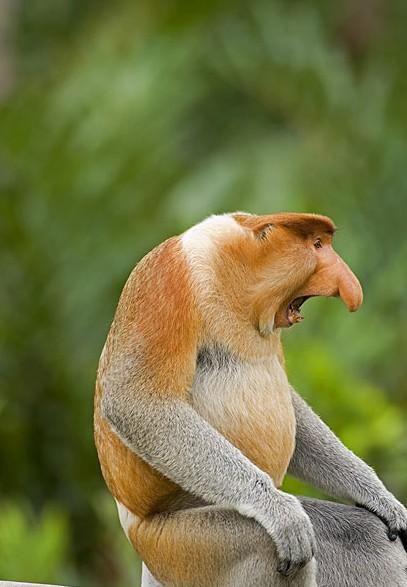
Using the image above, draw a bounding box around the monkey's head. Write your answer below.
[185,212,363,336]
[233,212,363,334]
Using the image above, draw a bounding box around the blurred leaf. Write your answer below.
[1,0,407,584]
[0,502,71,583]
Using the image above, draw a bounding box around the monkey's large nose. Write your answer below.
[291,244,364,319]
[299,250,363,313]
[337,260,363,312]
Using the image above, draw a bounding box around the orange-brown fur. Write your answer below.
[94,212,363,583]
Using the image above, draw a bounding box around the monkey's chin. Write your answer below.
[275,296,312,328]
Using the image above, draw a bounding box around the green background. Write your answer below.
[1,1,407,585]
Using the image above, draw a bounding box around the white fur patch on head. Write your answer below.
[181,214,245,306]
[181,214,245,289]
[181,214,245,259]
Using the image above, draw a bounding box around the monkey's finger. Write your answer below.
[356,502,383,521]
[276,543,296,577]
[356,502,400,543]
[381,524,407,549]
[388,530,398,541]
[277,557,308,577]
[277,559,291,576]
[277,535,312,577]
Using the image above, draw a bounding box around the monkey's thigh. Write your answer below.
[133,505,317,587]
[301,498,407,587]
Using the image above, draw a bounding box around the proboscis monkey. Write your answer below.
[94,213,407,587]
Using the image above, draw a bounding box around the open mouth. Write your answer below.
[287,295,313,325]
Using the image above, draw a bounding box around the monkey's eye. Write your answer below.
[314,238,323,249]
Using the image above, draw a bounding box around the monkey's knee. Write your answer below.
[135,508,264,587]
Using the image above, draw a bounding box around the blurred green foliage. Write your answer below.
[1,0,407,585]
[0,502,70,583]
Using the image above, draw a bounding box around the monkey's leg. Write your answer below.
[300,497,407,587]
[137,499,407,587]
[129,505,317,587]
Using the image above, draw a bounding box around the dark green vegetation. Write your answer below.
[1,1,407,585]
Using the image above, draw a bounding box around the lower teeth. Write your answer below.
[288,306,303,323]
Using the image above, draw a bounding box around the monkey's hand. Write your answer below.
[357,492,407,549]
[252,490,316,577]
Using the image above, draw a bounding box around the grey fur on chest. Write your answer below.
[196,344,241,374]
[193,343,287,392]
[190,343,292,434]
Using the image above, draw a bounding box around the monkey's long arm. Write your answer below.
[288,389,407,543]
[100,359,316,576]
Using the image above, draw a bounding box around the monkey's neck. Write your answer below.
[200,297,282,361]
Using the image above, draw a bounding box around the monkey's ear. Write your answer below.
[255,222,274,241]
[233,214,274,240]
